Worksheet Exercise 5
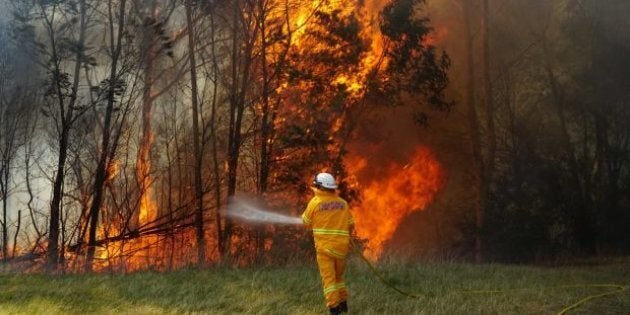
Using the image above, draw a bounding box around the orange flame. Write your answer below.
[348,146,444,259]
[138,186,157,226]
[290,0,390,97]
[83,0,447,271]
[133,156,158,269]
[92,144,159,271]
[289,1,447,260]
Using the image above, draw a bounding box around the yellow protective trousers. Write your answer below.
[316,251,348,308]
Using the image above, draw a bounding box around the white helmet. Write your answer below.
[313,172,338,189]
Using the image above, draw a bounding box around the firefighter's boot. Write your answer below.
[329,305,341,315]
[338,301,348,313]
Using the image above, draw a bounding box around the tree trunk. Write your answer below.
[256,0,271,264]
[462,0,484,263]
[85,0,127,272]
[185,0,206,266]
[47,0,87,272]
[223,0,251,257]
[1,179,7,263]
[208,6,223,259]
[258,0,271,195]
[12,210,21,258]
[25,133,43,250]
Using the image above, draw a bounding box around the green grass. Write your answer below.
[0,258,628,314]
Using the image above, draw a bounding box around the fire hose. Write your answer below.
[349,239,626,315]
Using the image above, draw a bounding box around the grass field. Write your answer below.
[0,257,628,314]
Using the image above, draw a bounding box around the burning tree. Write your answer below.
[270,0,450,259]
[4,0,449,270]
[1,0,628,272]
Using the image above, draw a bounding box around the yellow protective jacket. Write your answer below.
[302,188,354,258]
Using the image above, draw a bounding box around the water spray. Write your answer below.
[226,197,302,225]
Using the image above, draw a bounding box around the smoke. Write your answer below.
[227,197,302,225]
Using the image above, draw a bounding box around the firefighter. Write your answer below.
[302,172,354,314]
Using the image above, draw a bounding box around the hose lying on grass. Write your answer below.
[350,238,626,315]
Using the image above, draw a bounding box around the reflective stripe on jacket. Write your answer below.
[302,188,354,258]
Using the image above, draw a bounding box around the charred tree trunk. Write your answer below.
[1,180,6,263]
[46,0,87,272]
[256,0,271,264]
[85,0,127,272]
[208,6,223,259]
[12,210,21,259]
[46,47,70,272]
[0,127,10,263]
[24,115,44,252]
[223,1,239,257]
[258,0,272,195]
[185,0,206,266]
[165,139,175,269]
[1,115,19,262]
[224,1,249,257]
[25,131,43,251]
